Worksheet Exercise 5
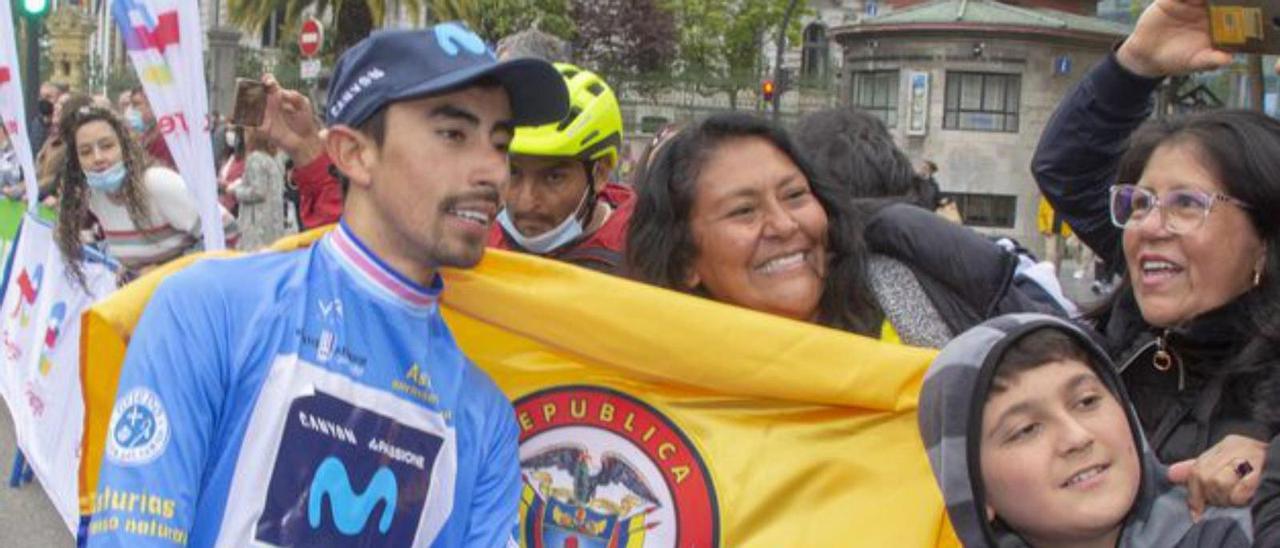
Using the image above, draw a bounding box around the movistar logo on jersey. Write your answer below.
[308,456,397,535]
[255,390,445,546]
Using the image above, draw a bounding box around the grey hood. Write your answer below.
[917,313,1251,547]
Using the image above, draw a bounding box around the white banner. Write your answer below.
[0,0,41,211]
[111,0,224,250]
[0,215,118,532]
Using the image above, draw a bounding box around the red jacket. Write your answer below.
[289,153,344,229]
[143,128,175,169]
[488,182,634,275]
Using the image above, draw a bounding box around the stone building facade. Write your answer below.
[832,0,1127,253]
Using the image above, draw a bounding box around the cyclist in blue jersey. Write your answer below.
[84,23,569,547]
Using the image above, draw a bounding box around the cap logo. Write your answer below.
[433,22,488,57]
[328,67,387,120]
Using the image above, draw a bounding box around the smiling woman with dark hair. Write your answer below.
[628,112,1055,347]
[1031,1,1280,534]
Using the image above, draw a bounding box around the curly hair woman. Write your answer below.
[56,106,237,285]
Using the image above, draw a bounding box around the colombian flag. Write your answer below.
[79,227,960,546]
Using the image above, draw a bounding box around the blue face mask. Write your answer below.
[496,186,590,254]
[125,109,146,133]
[84,161,128,194]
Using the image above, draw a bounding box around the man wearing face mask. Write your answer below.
[130,87,175,169]
[488,64,632,274]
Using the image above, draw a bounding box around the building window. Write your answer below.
[801,23,829,82]
[943,72,1020,132]
[849,70,899,128]
[946,192,1017,228]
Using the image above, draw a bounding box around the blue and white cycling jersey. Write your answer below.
[86,220,520,547]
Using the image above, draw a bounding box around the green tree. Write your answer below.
[227,0,425,59]
[429,0,574,43]
[665,0,804,109]
[570,0,676,91]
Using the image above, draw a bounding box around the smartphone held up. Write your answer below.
[231,78,268,128]
[1207,0,1280,54]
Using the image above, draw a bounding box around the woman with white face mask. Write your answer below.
[55,106,239,286]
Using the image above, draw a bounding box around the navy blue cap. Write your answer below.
[325,22,569,128]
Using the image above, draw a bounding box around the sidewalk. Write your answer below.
[0,401,73,547]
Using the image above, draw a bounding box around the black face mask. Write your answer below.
[37,100,53,118]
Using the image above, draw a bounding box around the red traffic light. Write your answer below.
[762,79,776,101]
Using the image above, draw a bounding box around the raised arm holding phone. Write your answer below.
[257,74,342,228]
[1033,0,1280,536]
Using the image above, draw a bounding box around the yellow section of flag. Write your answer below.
[79,227,960,546]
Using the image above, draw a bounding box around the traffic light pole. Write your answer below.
[771,0,799,122]
[23,15,40,124]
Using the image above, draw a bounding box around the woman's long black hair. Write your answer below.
[627,112,883,336]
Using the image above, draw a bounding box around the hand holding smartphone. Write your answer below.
[1207,0,1280,54]
[231,78,268,127]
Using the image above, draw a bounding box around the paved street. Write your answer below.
[0,401,74,547]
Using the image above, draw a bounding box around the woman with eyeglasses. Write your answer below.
[56,106,239,287]
[1032,0,1280,529]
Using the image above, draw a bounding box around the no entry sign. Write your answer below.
[299,18,323,58]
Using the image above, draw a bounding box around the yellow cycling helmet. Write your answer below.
[510,63,623,166]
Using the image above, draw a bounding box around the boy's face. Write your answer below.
[979,359,1140,546]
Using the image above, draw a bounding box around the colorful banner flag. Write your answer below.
[110,0,224,250]
[0,214,117,532]
[0,0,41,211]
[79,230,960,546]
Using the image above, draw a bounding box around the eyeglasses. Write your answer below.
[1109,184,1251,235]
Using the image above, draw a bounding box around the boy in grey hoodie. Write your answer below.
[919,313,1251,547]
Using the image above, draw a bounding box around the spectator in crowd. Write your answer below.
[210,111,229,168]
[794,106,1076,318]
[217,125,245,216]
[495,27,571,61]
[920,313,1252,548]
[35,93,94,202]
[91,94,114,111]
[259,75,341,229]
[28,81,63,150]
[629,112,1056,348]
[628,122,681,190]
[115,90,132,115]
[130,87,175,168]
[54,106,238,285]
[0,126,22,200]
[490,64,632,274]
[1032,0,1280,531]
[229,127,290,250]
[794,107,936,209]
[917,159,944,211]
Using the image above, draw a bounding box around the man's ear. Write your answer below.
[325,125,378,190]
[592,158,615,193]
